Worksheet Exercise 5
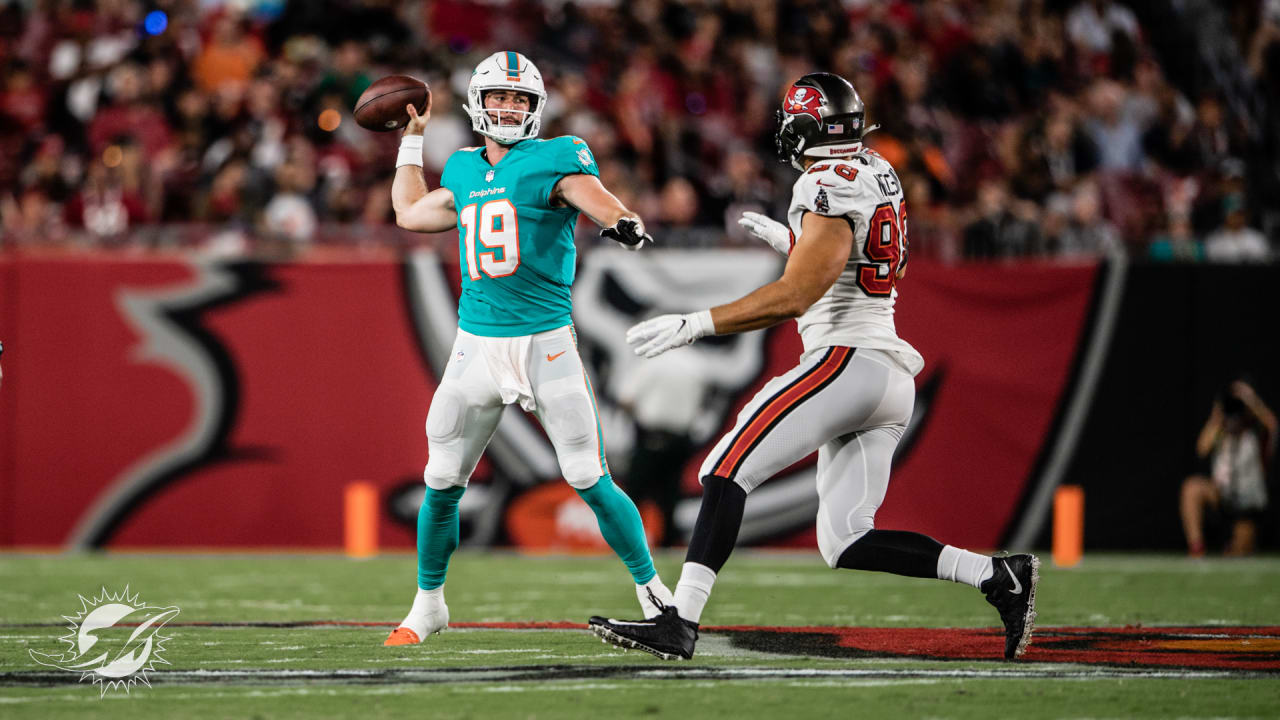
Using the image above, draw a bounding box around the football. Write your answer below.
[353,75,430,131]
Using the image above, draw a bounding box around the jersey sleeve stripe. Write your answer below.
[709,346,854,479]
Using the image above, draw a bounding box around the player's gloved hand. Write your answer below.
[738,211,792,255]
[626,311,714,359]
[601,217,652,251]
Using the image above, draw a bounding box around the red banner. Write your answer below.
[0,251,1097,550]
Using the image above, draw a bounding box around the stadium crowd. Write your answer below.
[0,0,1277,262]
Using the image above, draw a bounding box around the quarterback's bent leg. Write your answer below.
[575,473,674,616]
[575,475,656,584]
[533,328,672,615]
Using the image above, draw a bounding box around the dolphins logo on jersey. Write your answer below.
[784,85,824,122]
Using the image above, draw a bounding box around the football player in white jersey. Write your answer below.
[588,72,1039,661]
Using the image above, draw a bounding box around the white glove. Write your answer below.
[738,211,792,255]
[625,311,714,358]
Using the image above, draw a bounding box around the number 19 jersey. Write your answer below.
[440,135,599,337]
[786,149,924,375]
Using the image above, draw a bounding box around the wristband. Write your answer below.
[690,309,715,338]
[396,135,424,168]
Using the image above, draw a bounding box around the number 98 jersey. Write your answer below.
[786,149,924,375]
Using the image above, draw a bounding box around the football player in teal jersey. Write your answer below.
[384,51,673,646]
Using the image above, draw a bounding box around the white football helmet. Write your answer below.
[464,51,547,145]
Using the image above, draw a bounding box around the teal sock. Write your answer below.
[417,485,465,590]
[575,474,657,584]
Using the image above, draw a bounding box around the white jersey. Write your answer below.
[786,148,924,375]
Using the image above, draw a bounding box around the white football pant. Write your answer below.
[423,325,608,491]
[698,347,915,567]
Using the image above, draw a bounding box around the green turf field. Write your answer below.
[1,551,1277,718]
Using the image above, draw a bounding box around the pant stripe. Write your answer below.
[711,346,854,479]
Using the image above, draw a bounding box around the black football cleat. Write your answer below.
[588,606,699,661]
[981,553,1040,659]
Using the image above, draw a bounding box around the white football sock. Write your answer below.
[636,576,675,618]
[399,586,447,638]
[937,546,994,589]
[672,562,717,624]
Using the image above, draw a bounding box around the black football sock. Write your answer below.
[684,475,747,573]
[836,529,944,579]
[672,475,747,624]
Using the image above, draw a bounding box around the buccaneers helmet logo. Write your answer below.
[784,85,824,121]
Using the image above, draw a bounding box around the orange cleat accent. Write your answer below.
[383,627,421,646]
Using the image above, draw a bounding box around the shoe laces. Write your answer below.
[645,587,670,614]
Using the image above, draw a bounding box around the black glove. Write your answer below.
[600,217,652,251]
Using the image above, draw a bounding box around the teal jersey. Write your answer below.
[440,135,599,337]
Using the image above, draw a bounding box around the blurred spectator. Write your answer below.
[1185,95,1239,174]
[711,147,773,242]
[1054,180,1123,257]
[1181,379,1276,557]
[313,40,372,111]
[66,151,148,239]
[193,12,264,93]
[1147,213,1203,263]
[1084,80,1144,172]
[1066,0,1139,56]
[420,84,471,174]
[0,60,45,132]
[262,137,319,247]
[1204,195,1271,263]
[962,179,1040,259]
[904,174,960,261]
[1013,111,1099,203]
[89,62,172,158]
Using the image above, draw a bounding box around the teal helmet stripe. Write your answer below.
[505,51,519,78]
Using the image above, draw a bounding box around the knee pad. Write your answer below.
[423,463,467,490]
[542,391,601,487]
[424,387,468,487]
[542,392,592,447]
[562,456,604,489]
[425,387,466,443]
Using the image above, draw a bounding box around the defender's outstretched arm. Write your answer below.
[392,103,458,233]
[627,213,852,358]
[710,212,853,334]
